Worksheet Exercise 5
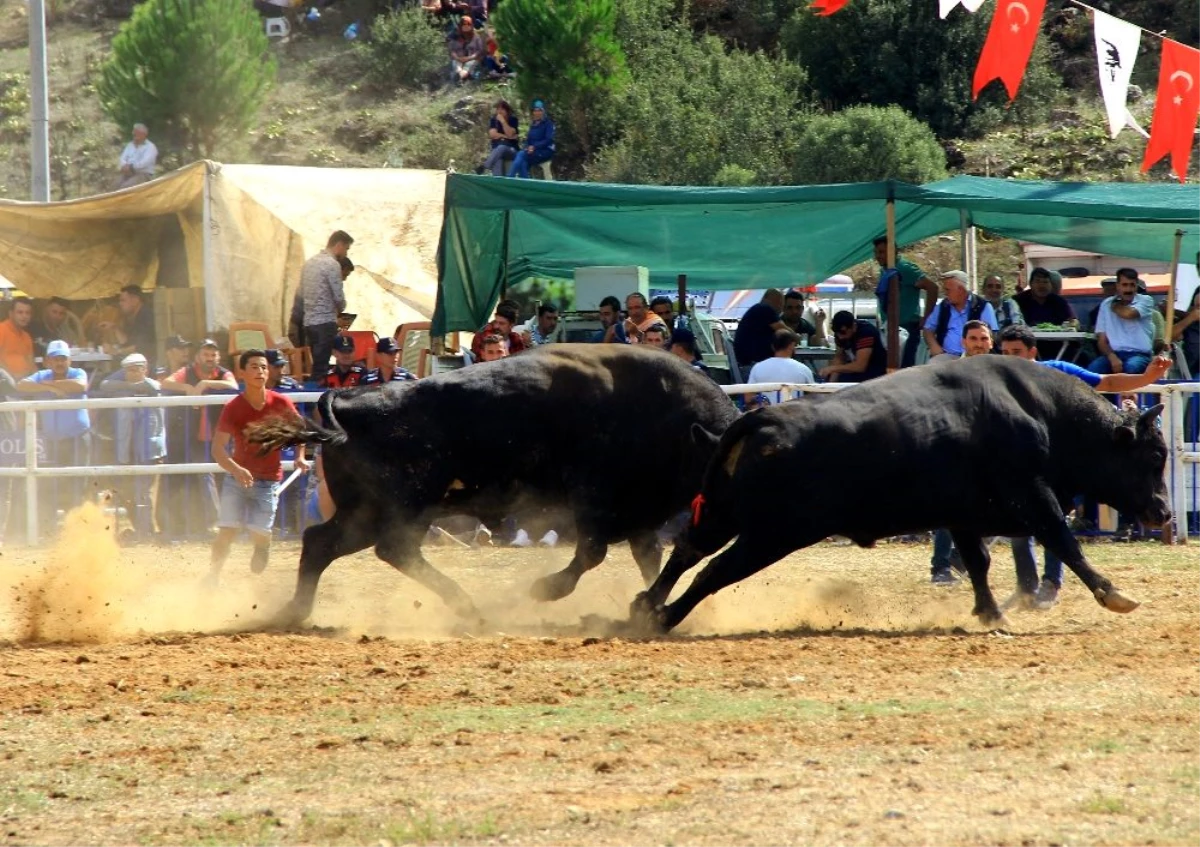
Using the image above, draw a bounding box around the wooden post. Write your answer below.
[677,273,687,317]
[885,200,900,372]
[1164,229,1184,345]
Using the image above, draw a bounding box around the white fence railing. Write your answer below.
[0,392,324,545]
[2,382,1196,546]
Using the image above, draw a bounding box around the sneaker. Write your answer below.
[538,529,558,548]
[510,529,532,548]
[931,568,959,585]
[250,546,269,574]
[1032,579,1060,611]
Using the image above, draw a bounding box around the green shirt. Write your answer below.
[879,257,928,324]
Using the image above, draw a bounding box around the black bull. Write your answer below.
[248,345,739,623]
[631,356,1172,633]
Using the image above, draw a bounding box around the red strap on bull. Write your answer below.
[691,493,706,527]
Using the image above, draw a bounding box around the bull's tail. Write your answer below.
[246,392,347,453]
[691,410,772,528]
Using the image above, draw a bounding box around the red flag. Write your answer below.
[972,0,1047,101]
[809,0,849,16]
[1141,39,1200,183]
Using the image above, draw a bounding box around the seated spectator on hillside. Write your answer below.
[325,335,367,388]
[668,328,707,372]
[781,289,823,346]
[264,349,302,391]
[116,123,157,190]
[0,296,36,383]
[622,292,666,344]
[508,100,556,179]
[960,320,995,358]
[365,337,417,384]
[732,289,787,372]
[649,296,675,326]
[479,99,519,176]
[17,341,92,528]
[484,28,511,78]
[96,353,165,538]
[819,310,888,383]
[922,271,998,360]
[477,333,507,362]
[97,285,156,366]
[593,295,627,343]
[448,16,484,83]
[1088,267,1155,376]
[31,297,82,355]
[520,303,563,346]
[981,275,1024,331]
[642,325,668,348]
[471,301,527,359]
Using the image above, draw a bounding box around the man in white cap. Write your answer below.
[97,353,166,538]
[922,270,998,360]
[16,340,91,531]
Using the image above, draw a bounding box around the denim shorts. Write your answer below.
[217,476,280,537]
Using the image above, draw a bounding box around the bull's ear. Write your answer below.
[1113,424,1136,445]
[1138,404,1165,428]
[691,424,721,451]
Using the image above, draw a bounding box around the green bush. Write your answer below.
[792,105,947,184]
[97,0,275,158]
[590,21,807,185]
[359,7,449,90]
[712,164,758,186]
[781,0,1061,139]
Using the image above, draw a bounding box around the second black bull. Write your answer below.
[248,345,739,623]
[631,356,1172,633]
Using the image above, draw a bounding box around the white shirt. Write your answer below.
[1095,293,1154,354]
[747,356,815,386]
[119,140,158,175]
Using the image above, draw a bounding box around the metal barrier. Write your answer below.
[0,391,323,545]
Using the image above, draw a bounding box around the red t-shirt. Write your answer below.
[215,391,299,481]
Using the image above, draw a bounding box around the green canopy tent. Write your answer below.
[433,174,1200,336]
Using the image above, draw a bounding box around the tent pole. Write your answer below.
[676,273,687,319]
[969,225,978,292]
[201,165,215,335]
[885,200,899,372]
[1164,229,1183,345]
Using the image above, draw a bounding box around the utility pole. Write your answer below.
[29,0,50,202]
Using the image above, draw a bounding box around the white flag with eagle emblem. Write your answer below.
[938,0,986,18]
[1092,9,1141,137]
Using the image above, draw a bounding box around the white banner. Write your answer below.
[939,0,987,18]
[1092,9,1142,138]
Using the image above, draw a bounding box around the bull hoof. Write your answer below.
[627,592,669,636]
[973,606,1008,629]
[530,571,579,603]
[268,600,310,630]
[1093,587,1140,614]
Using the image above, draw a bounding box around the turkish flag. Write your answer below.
[1141,39,1200,183]
[972,0,1047,101]
[809,0,849,16]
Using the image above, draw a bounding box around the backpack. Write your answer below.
[934,294,987,346]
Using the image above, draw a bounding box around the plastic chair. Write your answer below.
[1173,341,1194,381]
[285,346,313,382]
[339,330,379,370]
[265,17,290,38]
[229,322,273,355]
[535,161,554,181]
[395,322,432,376]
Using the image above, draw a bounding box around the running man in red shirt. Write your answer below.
[204,349,309,585]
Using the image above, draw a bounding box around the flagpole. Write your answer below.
[1164,229,1183,347]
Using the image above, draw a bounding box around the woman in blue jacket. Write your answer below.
[508,99,556,179]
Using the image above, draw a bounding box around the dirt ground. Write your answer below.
[0,504,1197,846]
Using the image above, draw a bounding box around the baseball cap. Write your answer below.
[199,338,220,350]
[45,339,70,358]
[531,99,545,111]
[264,349,286,367]
[376,337,399,355]
[332,335,356,353]
[165,334,192,349]
[940,270,969,285]
[121,353,148,367]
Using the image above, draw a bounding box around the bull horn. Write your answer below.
[1093,587,1141,614]
[1138,404,1164,427]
